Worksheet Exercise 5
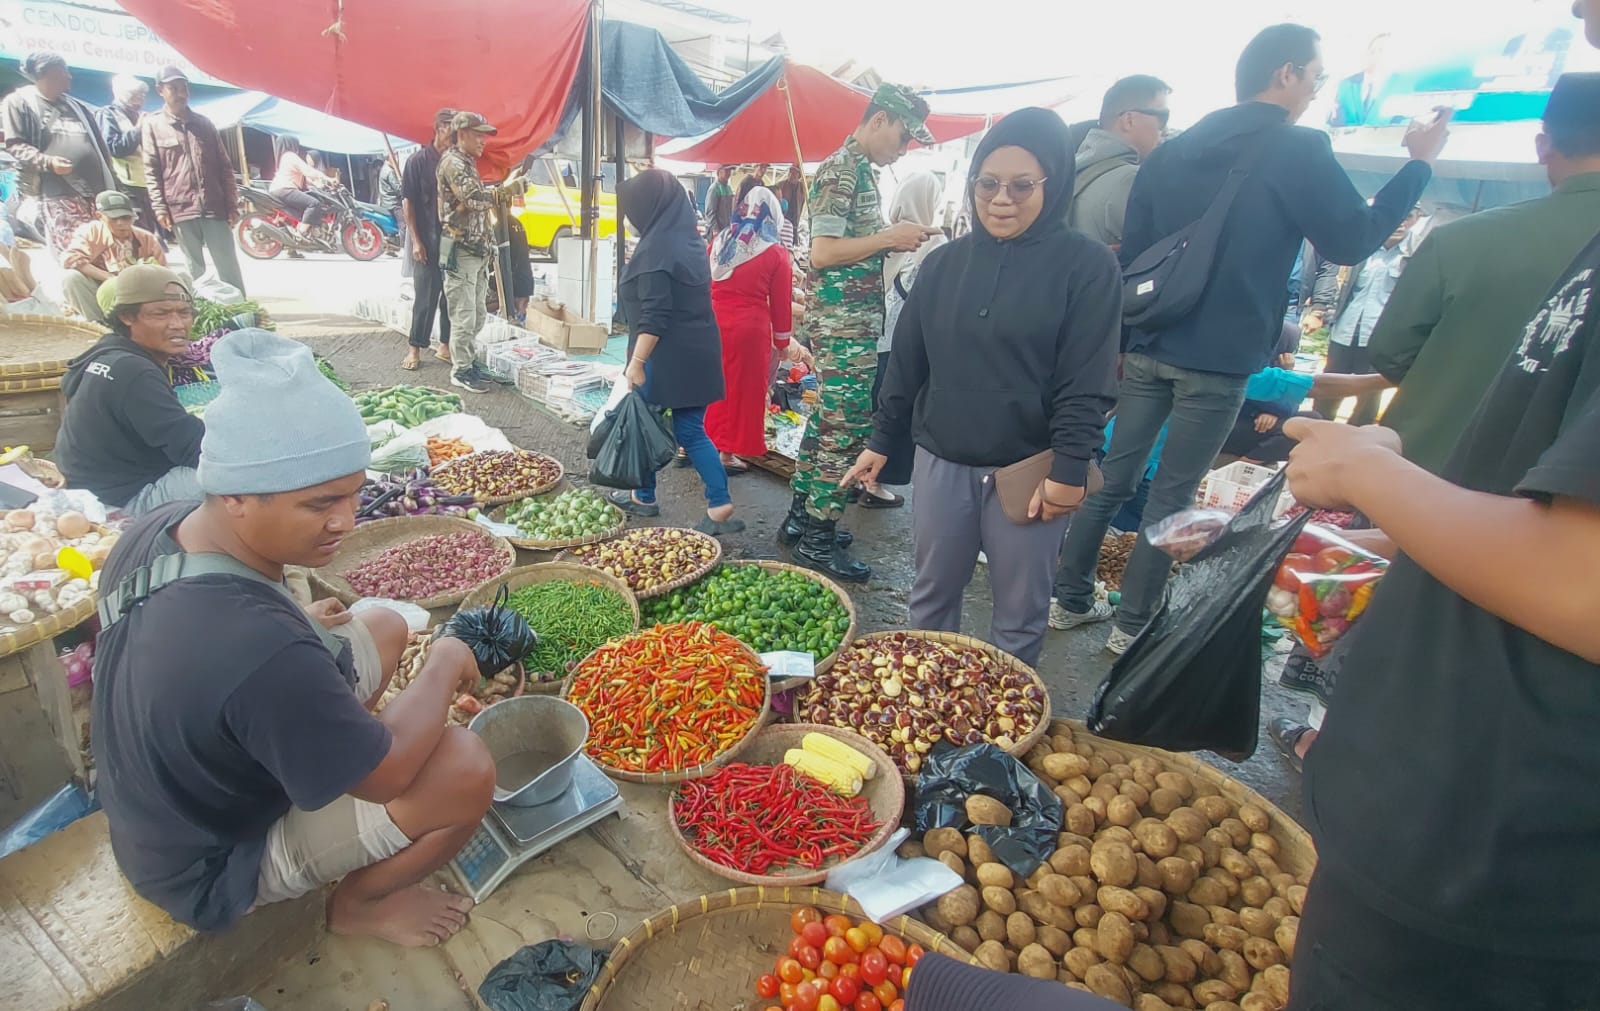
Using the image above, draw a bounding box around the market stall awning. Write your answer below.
[114,0,589,173]
[667,63,992,165]
[188,91,411,156]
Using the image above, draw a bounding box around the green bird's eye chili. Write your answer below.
[673,762,880,875]
[502,580,636,682]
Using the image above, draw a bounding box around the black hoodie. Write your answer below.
[55,334,205,507]
[869,108,1120,486]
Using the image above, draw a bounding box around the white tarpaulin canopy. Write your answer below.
[189,91,413,156]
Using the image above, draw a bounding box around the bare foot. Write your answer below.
[328,882,475,947]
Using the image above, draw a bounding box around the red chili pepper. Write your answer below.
[673,762,879,875]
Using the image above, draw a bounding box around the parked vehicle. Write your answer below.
[235,184,385,261]
[354,198,401,258]
[511,157,617,261]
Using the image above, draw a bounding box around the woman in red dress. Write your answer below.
[704,187,811,470]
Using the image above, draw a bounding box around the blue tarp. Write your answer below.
[190,91,413,155]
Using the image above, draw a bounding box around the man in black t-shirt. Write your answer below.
[94,329,493,947]
[1277,8,1600,1006]
[400,108,456,370]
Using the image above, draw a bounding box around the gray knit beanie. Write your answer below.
[198,329,370,495]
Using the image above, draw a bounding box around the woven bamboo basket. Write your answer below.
[308,515,515,609]
[487,488,626,551]
[579,887,975,1011]
[722,560,858,690]
[382,632,525,726]
[797,629,1053,784]
[0,315,100,377]
[430,449,564,507]
[557,527,723,601]
[1058,718,1316,880]
[0,520,118,660]
[456,562,641,693]
[667,723,904,887]
[563,625,770,784]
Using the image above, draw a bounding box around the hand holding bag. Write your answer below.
[992,451,1104,525]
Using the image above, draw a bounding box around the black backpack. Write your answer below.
[1121,130,1277,332]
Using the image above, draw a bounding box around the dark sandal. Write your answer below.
[722,457,751,474]
[1268,717,1312,774]
[695,516,746,536]
[605,490,660,517]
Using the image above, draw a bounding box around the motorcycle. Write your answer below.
[235,183,386,262]
[354,199,401,258]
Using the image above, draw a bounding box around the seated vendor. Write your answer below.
[93,329,493,946]
[0,215,40,305]
[54,264,203,517]
[60,190,166,324]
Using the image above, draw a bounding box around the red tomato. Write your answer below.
[844,927,870,953]
[796,944,822,971]
[829,975,860,1005]
[790,935,809,958]
[822,936,856,966]
[905,944,925,967]
[839,963,862,981]
[889,1002,905,1011]
[779,982,799,1006]
[1293,529,1332,556]
[817,961,839,981]
[756,974,781,999]
[818,997,841,1011]
[1313,546,1354,572]
[800,921,829,949]
[860,950,889,986]
[822,914,853,938]
[791,907,822,934]
[856,993,882,1011]
[793,982,820,1011]
[874,980,899,1005]
[778,958,805,984]
[878,935,908,965]
[1276,553,1313,591]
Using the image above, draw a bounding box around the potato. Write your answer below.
[976,909,1006,943]
[1195,834,1223,869]
[1155,944,1197,984]
[1039,874,1083,908]
[1274,916,1299,960]
[1091,780,1122,805]
[1107,794,1141,827]
[1087,755,1111,778]
[1238,907,1278,939]
[1250,832,1280,858]
[1148,920,1172,947]
[1248,850,1282,879]
[1128,942,1166,983]
[1169,901,1210,940]
[1052,843,1092,877]
[1154,771,1195,799]
[937,884,981,926]
[1134,820,1181,859]
[1026,862,1054,890]
[1084,963,1133,1006]
[1120,780,1152,807]
[1084,795,1109,821]
[953,925,982,952]
[1192,794,1234,825]
[995,909,1030,947]
[1098,825,1137,847]
[1067,803,1098,836]
[1095,911,1136,964]
[1205,866,1242,899]
[1220,847,1258,880]
[1018,889,1076,930]
[1207,906,1240,929]
[1056,784,1087,806]
[1216,948,1252,991]
[1090,839,1139,887]
[1192,981,1239,1005]
[1135,994,1176,1011]
[1070,874,1098,899]
[1186,876,1229,908]
[1157,856,1198,895]
[1166,808,1210,844]
[1269,872,1296,898]
[1240,875,1275,908]
[1203,923,1249,952]
[937,851,967,877]
[1136,853,1164,891]
[924,827,967,859]
[1044,751,1091,780]
[1287,884,1307,915]
[1099,885,1150,921]
[1239,995,1279,1011]
[1179,939,1221,978]
[981,885,1017,916]
[1075,903,1104,928]
[1060,831,1095,851]
[1259,964,1291,1004]
[1237,804,1270,833]
[1205,827,1236,854]
[1134,886,1169,923]
[1263,896,1292,920]
[896,840,927,859]
[1074,927,1099,950]
[1018,943,1057,979]
[1153,982,1199,1009]
[973,938,1010,972]
[976,862,1014,889]
[1203,1003,1243,1011]
[1066,774,1096,797]
[1218,818,1252,848]
[966,794,1013,827]
[1037,923,1071,956]
[1243,937,1286,970]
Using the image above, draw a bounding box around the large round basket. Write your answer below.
[556,527,723,601]
[562,626,770,784]
[430,450,564,508]
[456,562,641,693]
[667,723,903,886]
[487,489,627,551]
[308,515,515,609]
[579,887,975,1011]
[0,520,117,661]
[0,315,100,380]
[798,629,1053,784]
[722,560,857,690]
[1059,718,1316,880]
[386,633,526,726]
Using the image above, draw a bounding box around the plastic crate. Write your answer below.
[1195,460,1279,512]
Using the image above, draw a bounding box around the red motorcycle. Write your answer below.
[235,183,384,262]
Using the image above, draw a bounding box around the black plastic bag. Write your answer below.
[912,742,1063,879]
[1088,471,1308,759]
[438,584,539,677]
[587,390,676,490]
[478,940,607,1011]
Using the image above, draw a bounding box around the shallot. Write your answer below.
[343,531,507,600]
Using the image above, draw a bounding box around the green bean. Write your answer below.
[503,581,635,682]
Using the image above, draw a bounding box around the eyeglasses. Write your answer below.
[1129,107,1171,129]
[1294,64,1330,93]
[973,176,1048,203]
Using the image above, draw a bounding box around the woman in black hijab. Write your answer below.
[842,108,1122,666]
[611,169,743,535]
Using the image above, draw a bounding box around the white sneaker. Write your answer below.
[976,551,988,565]
[1105,627,1136,656]
[1048,599,1113,631]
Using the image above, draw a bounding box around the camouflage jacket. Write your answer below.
[437,146,493,256]
[806,136,885,337]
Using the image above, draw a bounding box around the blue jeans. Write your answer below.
[1054,353,1248,635]
[636,406,730,510]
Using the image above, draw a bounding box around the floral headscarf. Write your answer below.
[711,186,784,282]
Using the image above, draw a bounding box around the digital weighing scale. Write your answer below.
[449,754,623,902]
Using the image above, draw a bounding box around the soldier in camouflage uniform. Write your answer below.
[783,83,940,582]
[437,111,506,395]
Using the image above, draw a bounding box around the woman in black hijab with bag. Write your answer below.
[610,169,744,535]
[842,108,1122,666]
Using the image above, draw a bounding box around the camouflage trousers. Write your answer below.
[791,327,879,521]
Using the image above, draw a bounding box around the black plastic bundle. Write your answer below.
[438,584,539,677]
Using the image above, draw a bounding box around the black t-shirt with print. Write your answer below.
[1305,233,1600,959]
[91,502,391,931]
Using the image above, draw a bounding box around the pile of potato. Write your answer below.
[907,720,1307,1010]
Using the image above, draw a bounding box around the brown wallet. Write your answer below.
[992,451,1104,524]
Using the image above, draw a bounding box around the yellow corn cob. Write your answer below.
[785,748,863,797]
[803,732,876,781]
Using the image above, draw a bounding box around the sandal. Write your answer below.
[859,487,905,509]
[605,490,660,517]
[1268,717,1313,775]
[695,515,746,537]
[400,357,420,371]
[722,457,751,474]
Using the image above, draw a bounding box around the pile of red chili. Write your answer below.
[674,763,880,875]
[566,621,766,774]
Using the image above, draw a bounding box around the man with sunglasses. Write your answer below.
[1068,75,1171,250]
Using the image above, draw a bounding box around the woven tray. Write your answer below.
[557,527,723,600]
[798,629,1053,783]
[667,723,904,886]
[487,489,627,551]
[308,515,515,609]
[0,315,100,376]
[580,887,974,1011]
[430,449,564,508]
[0,597,95,663]
[722,560,858,690]
[562,626,771,784]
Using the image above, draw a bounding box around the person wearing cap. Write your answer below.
[60,190,167,324]
[400,108,457,371]
[141,65,246,296]
[97,75,161,235]
[0,51,119,255]
[54,264,203,515]
[437,111,518,394]
[90,328,491,946]
[782,82,941,583]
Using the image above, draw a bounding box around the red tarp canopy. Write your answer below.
[670,64,991,164]
[116,0,590,175]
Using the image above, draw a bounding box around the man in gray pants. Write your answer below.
[436,111,517,395]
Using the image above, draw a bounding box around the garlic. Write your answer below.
[9,608,34,624]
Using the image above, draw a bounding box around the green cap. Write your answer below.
[95,190,135,218]
[451,111,497,135]
[871,83,934,145]
[114,264,192,306]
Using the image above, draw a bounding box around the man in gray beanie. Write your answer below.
[91,329,493,947]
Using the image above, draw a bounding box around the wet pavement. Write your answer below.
[288,311,1309,821]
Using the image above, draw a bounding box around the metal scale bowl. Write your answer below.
[449,695,622,902]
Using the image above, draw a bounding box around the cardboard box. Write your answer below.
[526,298,609,355]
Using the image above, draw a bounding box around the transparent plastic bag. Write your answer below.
[1144,507,1234,562]
[1266,524,1388,657]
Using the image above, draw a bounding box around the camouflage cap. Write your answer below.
[451,111,498,135]
[871,83,934,145]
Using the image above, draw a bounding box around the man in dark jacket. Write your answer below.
[400,108,455,371]
[54,264,204,515]
[1050,23,1449,655]
[1067,75,1171,249]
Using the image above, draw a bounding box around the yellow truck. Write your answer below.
[512,158,618,259]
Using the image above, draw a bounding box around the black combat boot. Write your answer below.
[779,493,853,548]
[794,518,870,583]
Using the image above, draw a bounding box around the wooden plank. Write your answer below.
[20,644,85,781]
